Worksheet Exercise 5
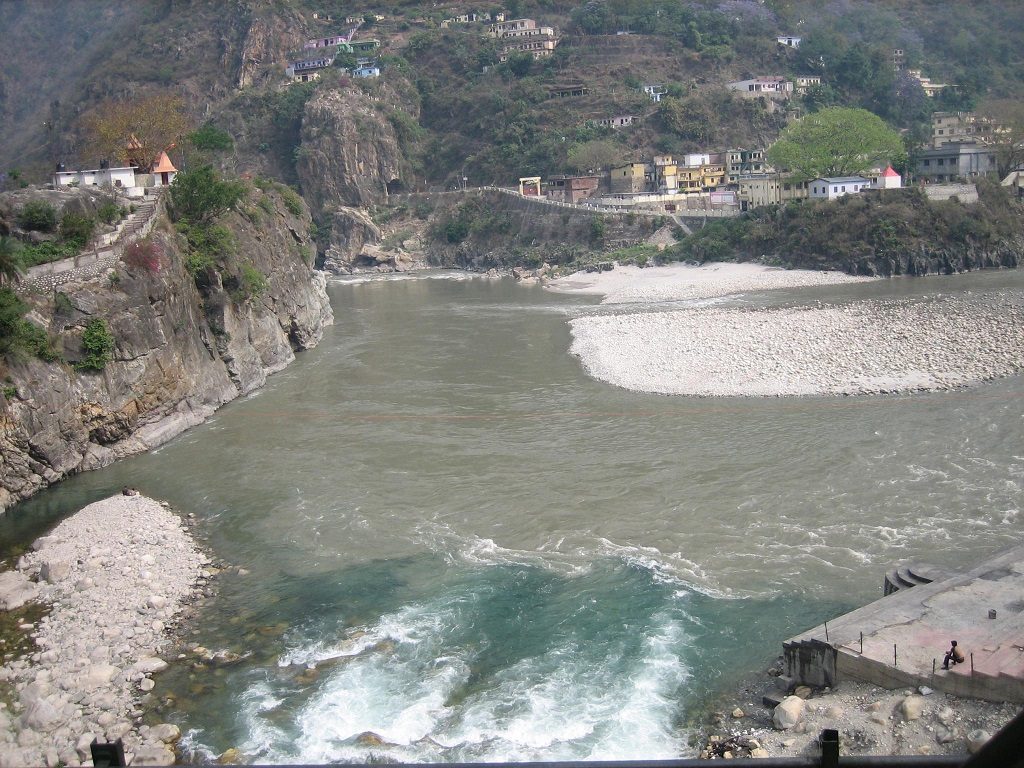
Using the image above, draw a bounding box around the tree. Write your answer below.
[977,99,1024,178]
[766,107,906,181]
[169,166,246,224]
[79,94,190,169]
[567,140,624,173]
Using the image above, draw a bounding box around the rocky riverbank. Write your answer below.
[0,493,210,767]
[703,672,1019,759]
[548,263,1024,397]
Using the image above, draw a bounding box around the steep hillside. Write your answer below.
[0,186,332,511]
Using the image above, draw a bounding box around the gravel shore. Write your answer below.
[0,494,210,767]
[549,264,1024,396]
[702,675,1020,759]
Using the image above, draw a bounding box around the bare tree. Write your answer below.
[79,94,190,169]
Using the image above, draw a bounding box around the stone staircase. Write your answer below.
[883,562,961,596]
[17,192,164,294]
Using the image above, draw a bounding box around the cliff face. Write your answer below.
[296,87,417,271]
[297,88,410,213]
[0,189,332,513]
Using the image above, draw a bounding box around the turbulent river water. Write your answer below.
[2,270,1023,762]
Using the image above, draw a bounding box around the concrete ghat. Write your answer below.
[784,544,1024,703]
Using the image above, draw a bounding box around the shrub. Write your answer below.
[18,241,79,267]
[278,185,305,217]
[17,201,57,232]
[0,288,58,361]
[122,239,163,273]
[76,318,115,371]
[189,123,235,152]
[169,166,246,224]
[185,251,215,279]
[257,195,275,215]
[231,263,268,302]
[59,212,95,247]
[97,200,122,225]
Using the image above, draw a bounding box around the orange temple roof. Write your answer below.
[151,151,178,174]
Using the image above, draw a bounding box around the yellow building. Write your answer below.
[609,163,651,194]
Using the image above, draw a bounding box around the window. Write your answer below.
[841,186,846,192]
[937,158,944,166]
[923,159,930,167]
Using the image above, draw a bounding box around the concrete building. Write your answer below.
[916,143,997,183]
[544,175,600,203]
[727,77,793,99]
[726,149,767,184]
[589,115,638,129]
[609,163,651,194]
[808,176,871,200]
[777,35,801,48]
[737,175,808,209]
[871,166,902,189]
[653,156,678,193]
[151,152,178,187]
[53,165,136,190]
[932,111,1005,148]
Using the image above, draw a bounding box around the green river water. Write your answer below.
[1,269,1022,761]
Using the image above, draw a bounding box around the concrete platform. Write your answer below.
[784,544,1024,703]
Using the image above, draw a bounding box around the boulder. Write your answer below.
[40,560,72,583]
[81,663,119,690]
[773,696,805,730]
[901,695,925,721]
[0,570,40,610]
[150,723,181,742]
[731,707,745,719]
[134,657,168,674]
[132,746,176,766]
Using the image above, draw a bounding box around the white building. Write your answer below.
[727,77,794,98]
[53,165,144,196]
[777,35,801,48]
[808,176,871,200]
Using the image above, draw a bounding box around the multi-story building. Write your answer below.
[727,77,793,99]
[609,163,652,194]
[737,175,809,209]
[653,156,678,193]
[726,149,767,184]
[544,175,601,203]
[932,112,1005,148]
[916,143,998,182]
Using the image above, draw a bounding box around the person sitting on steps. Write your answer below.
[942,640,965,670]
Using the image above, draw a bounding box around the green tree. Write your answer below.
[169,166,246,224]
[767,107,906,181]
[567,140,624,173]
[17,201,57,232]
[77,318,115,372]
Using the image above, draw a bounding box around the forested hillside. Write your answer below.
[1,0,1022,188]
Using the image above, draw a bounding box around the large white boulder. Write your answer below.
[773,695,805,730]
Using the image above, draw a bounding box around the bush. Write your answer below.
[278,185,305,217]
[59,213,95,248]
[0,288,58,361]
[189,123,235,152]
[76,318,115,371]
[169,166,246,224]
[97,200,122,225]
[17,201,57,232]
[231,263,268,302]
[122,239,163,273]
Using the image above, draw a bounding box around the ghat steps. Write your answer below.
[784,544,1024,703]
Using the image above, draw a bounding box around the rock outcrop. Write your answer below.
[297,88,411,212]
[0,188,333,513]
[296,86,418,272]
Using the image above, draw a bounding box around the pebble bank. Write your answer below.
[0,494,209,767]
[548,263,1024,397]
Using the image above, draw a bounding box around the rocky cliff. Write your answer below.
[0,188,332,513]
[296,86,419,272]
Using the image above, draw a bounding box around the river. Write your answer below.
[2,269,1022,762]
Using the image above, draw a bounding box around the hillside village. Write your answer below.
[274,7,1010,220]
